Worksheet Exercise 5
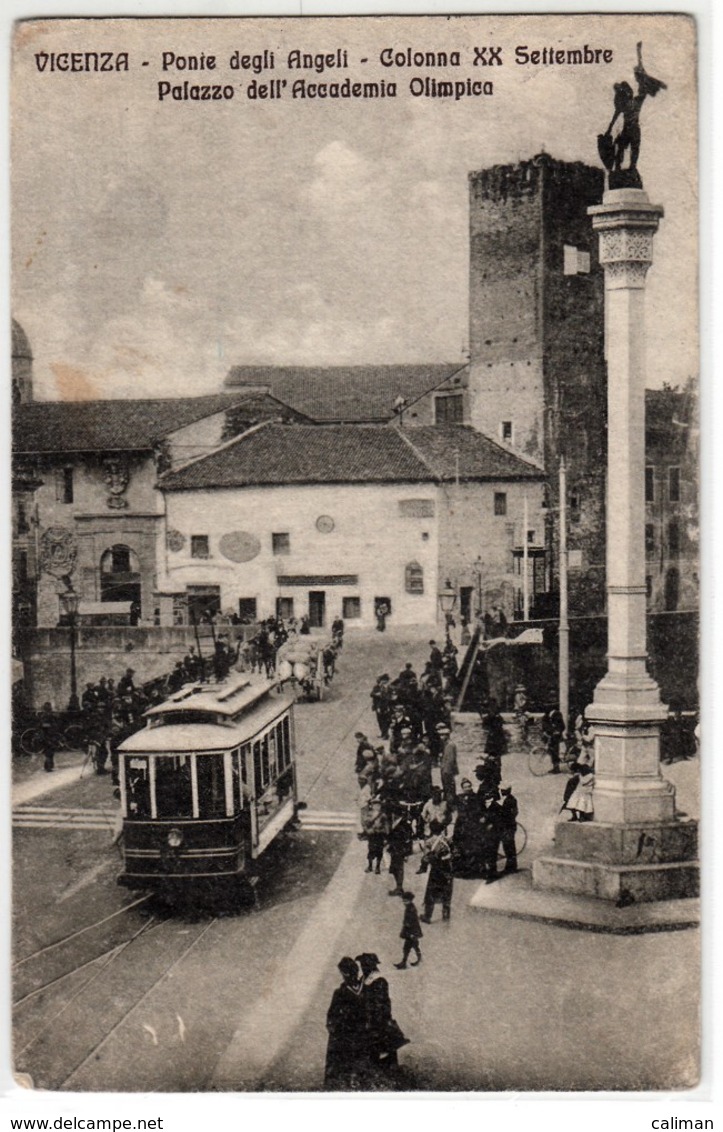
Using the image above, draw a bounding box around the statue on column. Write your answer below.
[597,42,667,189]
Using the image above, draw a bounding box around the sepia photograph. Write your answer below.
[7,11,702,1096]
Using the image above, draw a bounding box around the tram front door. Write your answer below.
[308,590,326,628]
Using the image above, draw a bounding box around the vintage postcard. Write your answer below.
[8,13,701,1096]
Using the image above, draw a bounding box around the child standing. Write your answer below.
[394,891,423,968]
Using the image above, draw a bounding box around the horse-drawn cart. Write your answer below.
[276,636,328,701]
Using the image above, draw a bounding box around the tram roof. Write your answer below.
[119,693,292,753]
[145,674,278,719]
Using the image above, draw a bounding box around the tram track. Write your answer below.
[13,894,159,1006]
[14,909,219,1091]
[58,916,219,1091]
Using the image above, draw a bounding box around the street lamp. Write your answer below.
[438,579,457,644]
[60,587,80,713]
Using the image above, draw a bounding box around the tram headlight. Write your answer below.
[167,828,183,849]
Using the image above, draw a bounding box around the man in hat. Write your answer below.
[370,674,392,739]
[387,806,413,896]
[438,724,458,807]
[354,731,375,774]
[428,640,443,672]
[478,791,503,883]
[420,821,454,922]
[498,784,519,874]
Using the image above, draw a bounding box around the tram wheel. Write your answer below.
[232,876,259,910]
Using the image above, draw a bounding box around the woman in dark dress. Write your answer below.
[324,957,367,1090]
[452,779,482,877]
[356,953,408,1085]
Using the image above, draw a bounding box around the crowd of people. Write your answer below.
[357,641,522,919]
[32,612,346,775]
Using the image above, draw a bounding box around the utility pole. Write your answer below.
[559,457,569,726]
[522,493,530,621]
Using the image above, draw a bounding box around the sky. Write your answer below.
[11,13,698,401]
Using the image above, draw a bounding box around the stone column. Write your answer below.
[533,188,698,904]
[586,189,673,824]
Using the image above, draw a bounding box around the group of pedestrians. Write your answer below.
[358,645,522,913]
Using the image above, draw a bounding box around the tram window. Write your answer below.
[253,741,262,794]
[154,756,193,819]
[283,717,291,765]
[267,730,278,779]
[232,749,241,810]
[276,722,286,770]
[261,735,270,786]
[126,758,151,818]
[196,754,226,819]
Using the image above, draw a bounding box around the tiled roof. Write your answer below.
[402,426,544,481]
[12,393,298,454]
[160,422,543,491]
[224,364,466,422]
[160,424,432,489]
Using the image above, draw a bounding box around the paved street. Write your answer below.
[12,628,700,1092]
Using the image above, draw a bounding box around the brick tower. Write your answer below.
[467,154,608,616]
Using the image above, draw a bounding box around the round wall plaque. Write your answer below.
[166,529,186,553]
[219,531,261,563]
[316,515,335,534]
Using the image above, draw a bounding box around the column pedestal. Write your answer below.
[532,187,699,906]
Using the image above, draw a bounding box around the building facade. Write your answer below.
[158,423,545,629]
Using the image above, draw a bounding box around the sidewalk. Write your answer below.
[11,749,90,806]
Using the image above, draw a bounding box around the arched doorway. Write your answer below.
[664,566,680,612]
[100,544,141,620]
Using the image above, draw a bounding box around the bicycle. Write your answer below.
[497,821,527,862]
[524,723,575,777]
[19,718,86,757]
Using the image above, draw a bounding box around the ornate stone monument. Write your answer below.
[533,54,699,905]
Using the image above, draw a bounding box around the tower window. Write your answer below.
[668,466,681,503]
[272,532,291,556]
[569,488,581,521]
[645,466,655,503]
[500,421,513,442]
[645,524,656,558]
[494,492,507,516]
[563,245,591,275]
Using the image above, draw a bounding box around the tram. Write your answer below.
[117,674,297,903]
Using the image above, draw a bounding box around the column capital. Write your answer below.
[588,189,664,288]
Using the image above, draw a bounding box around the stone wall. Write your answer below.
[16,624,253,711]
